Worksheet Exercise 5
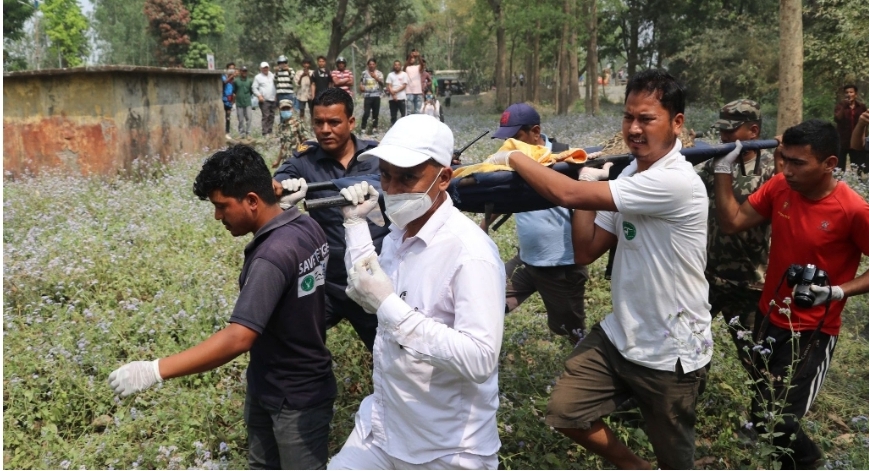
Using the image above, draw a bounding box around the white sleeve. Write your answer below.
[594,210,617,235]
[376,258,505,384]
[608,168,696,218]
[251,77,261,96]
[343,222,377,273]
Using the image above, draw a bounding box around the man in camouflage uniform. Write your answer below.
[696,99,776,355]
[273,99,308,168]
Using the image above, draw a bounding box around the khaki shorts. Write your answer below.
[545,324,708,469]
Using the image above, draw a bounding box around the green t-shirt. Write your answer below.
[234,77,254,107]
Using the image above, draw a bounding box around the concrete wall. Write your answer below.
[3,66,225,177]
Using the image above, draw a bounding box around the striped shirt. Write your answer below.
[331,69,354,96]
[275,68,295,95]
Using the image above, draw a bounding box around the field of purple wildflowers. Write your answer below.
[4,102,868,469]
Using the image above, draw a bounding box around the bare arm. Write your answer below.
[833,101,848,122]
[713,172,767,234]
[841,270,869,298]
[508,152,617,211]
[157,323,258,380]
[851,111,869,151]
[572,210,617,265]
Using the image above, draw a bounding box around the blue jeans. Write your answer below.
[245,391,334,470]
[407,94,423,114]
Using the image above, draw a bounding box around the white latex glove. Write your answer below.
[808,285,844,306]
[279,178,307,209]
[713,140,743,174]
[108,360,162,397]
[340,182,381,226]
[579,162,614,181]
[345,254,395,314]
[485,150,519,167]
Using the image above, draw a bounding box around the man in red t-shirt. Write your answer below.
[713,119,869,469]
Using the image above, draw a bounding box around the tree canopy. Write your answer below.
[2,0,866,118]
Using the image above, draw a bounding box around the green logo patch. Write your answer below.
[622,221,637,240]
[301,275,315,292]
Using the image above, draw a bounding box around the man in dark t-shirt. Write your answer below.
[108,145,335,469]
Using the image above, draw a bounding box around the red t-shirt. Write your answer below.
[330,70,354,96]
[748,173,869,335]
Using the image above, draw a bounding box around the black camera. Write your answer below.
[785,264,829,308]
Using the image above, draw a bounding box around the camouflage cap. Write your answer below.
[714,99,761,131]
[279,99,293,109]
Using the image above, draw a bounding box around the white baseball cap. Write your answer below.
[260,61,269,68]
[359,114,453,168]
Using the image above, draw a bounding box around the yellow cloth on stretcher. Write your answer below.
[452,138,588,179]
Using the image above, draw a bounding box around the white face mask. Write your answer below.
[384,168,443,230]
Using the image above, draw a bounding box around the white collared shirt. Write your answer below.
[594,141,713,373]
[344,195,505,464]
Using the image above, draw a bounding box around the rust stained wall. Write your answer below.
[3,67,224,177]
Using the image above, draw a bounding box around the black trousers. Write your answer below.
[361,97,381,130]
[838,148,869,175]
[741,312,836,469]
[388,99,406,125]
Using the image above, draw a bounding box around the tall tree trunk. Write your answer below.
[489,0,508,109]
[626,2,640,78]
[777,0,802,133]
[568,1,579,108]
[508,36,516,104]
[587,0,599,115]
[525,22,540,103]
[364,10,372,60]
[556,0,572,114]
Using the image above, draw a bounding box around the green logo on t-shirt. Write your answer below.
[622,221,637,240]
[301,274,315,292]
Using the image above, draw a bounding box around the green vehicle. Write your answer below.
[434,69,470,96]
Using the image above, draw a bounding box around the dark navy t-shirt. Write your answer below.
[229,207,336,410]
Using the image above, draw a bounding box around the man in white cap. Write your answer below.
[327,114,506,470]
[252,61,277,136]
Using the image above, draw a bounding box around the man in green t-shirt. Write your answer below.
[234,66,255,139]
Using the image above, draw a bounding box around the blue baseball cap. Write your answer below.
[492,103,541,139]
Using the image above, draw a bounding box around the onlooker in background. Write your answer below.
[222,62,236,139]
[834,84,868,174]
[695,99,776,356]
[420,57,433,95]
[275,55,296,105]
[386,60,409,126]
[273,99,308,168]
[443,80,452,108]
[272,88,385,352]
[713,118,869,469]
[253,62,277,137]
[234,66,254,139]
[331,57,354,97]
[295,57,315,119]
[482,103,589,345]
[359,58,384,135]
[846,108,869,180]
[311,55,333,101]
[404,55,423,114]
[109,145,336,470]
[420,93,441,122]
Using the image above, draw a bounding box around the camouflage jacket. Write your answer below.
[278,117,307,162]
[696,149,775,291]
